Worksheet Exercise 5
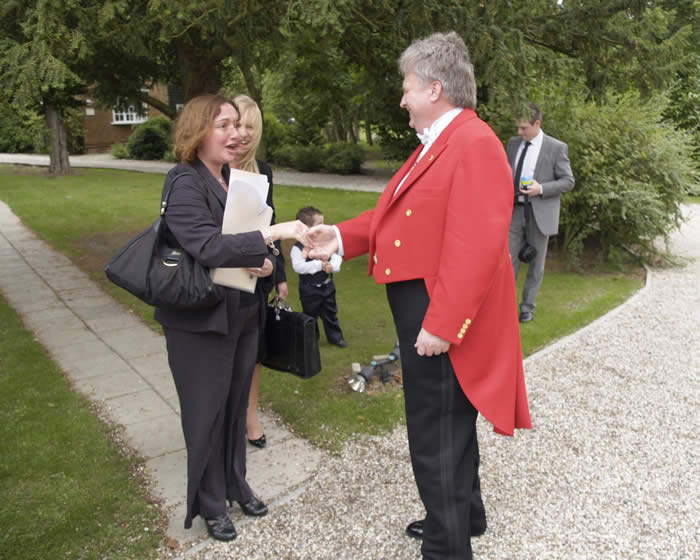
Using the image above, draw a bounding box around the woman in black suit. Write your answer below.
[230,94,287,449]
[154,94,305,542]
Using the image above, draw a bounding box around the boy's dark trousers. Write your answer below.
[299,281,344,345]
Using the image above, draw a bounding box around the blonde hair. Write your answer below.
[233,94,263,173]
[174,94,238,164]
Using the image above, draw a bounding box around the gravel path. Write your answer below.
[178,208,699,560]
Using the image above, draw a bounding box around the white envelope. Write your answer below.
[211,177,273,293]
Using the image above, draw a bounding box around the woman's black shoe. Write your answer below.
[238,496,268,517]
[204,513,237,541]
[248,434,266,448]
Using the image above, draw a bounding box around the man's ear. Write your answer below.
[430,80,442,101]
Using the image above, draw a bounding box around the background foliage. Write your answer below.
[0,0,697,260]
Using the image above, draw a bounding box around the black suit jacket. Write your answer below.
[154,159,269,334]
[257,159,287,288]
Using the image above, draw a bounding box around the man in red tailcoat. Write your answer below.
[306,32,531,559]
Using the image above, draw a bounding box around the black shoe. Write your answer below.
[405,518,487,540]
[406,520,423,539]
[238,496,268,517]
[331,339,348,348]
[248,434,266,448]
[204,513,237,541]
[519,310,534,323]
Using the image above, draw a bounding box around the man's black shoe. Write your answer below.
[519,310,534,323]
[405,519,487,540]
[405,520,423,539]
[205,513,237,541]
[332,339,348,348]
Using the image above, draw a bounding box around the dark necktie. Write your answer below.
[513,141,531,194]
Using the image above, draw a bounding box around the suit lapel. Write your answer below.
[533,134,551,180]
[387,143,448,208]
[192,158,227,209]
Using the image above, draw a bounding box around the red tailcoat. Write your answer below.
[338,109,531,435]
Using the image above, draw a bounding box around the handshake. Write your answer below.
[265,221,340,261]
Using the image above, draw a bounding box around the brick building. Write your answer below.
[82,84,184,153]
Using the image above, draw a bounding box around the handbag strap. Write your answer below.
[160,171,196,217]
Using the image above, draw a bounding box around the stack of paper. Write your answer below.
[211,168,274,293]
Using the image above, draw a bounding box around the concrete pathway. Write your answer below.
[0,199,323,547]
[0,153,388,193]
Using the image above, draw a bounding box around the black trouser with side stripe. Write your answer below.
[387,279,485,560]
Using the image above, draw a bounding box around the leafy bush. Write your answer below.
[111,143,128,159]
[294,145,325,172]
[324,142,366,174]
[0,102,44,153]
[549,93,697,264]
[261,114,288,162]
[126,116,173,160]
[272,144,325,172]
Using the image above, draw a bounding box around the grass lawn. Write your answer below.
[0,293,163,559]
[0,164,644,451]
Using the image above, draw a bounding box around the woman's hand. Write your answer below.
[247,258,273,278]
[269,220,307,242]
[276,281,289,301]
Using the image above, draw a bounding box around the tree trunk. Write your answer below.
[365,117,373,146]
[44,102,72,176]
[177,42,223,100]
[237,49,263,110]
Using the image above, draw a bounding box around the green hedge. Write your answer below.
[126,116,173,160]
[270,142,366,174]
[549,93,698,264]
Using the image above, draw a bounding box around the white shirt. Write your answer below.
[291,244,342,275]
[513,129,544,195]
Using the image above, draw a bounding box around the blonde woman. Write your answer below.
[229,94,288,449]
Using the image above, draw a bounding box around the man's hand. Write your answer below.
[415,328,450,357]
[321,261,333,274]
[303,224,339,260]
[276,281,288,301]
[247,258,273,278]
[521,180,542,197]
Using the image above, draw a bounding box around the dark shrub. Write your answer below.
[127,116,173,160]
[293,145,325,172]
[325,143,366,174]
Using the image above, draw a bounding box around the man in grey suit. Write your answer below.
[507,102,575,322]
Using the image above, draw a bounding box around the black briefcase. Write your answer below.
[262,301,322,379]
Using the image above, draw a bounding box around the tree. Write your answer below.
[0,0,162,174]
[142,0,289,105]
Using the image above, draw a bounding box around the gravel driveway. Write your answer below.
[180,207,699,560]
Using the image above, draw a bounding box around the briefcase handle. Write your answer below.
[268,295,292,320]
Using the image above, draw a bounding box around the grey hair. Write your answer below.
[398,31,476,109]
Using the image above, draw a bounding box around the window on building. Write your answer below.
[112,102,148,125]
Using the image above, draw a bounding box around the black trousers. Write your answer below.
[163,301,260,527]
[300,282,344,344]
[387,280,485,560]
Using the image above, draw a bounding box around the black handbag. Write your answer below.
[104,172,223,310]
[262,299,322,378]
